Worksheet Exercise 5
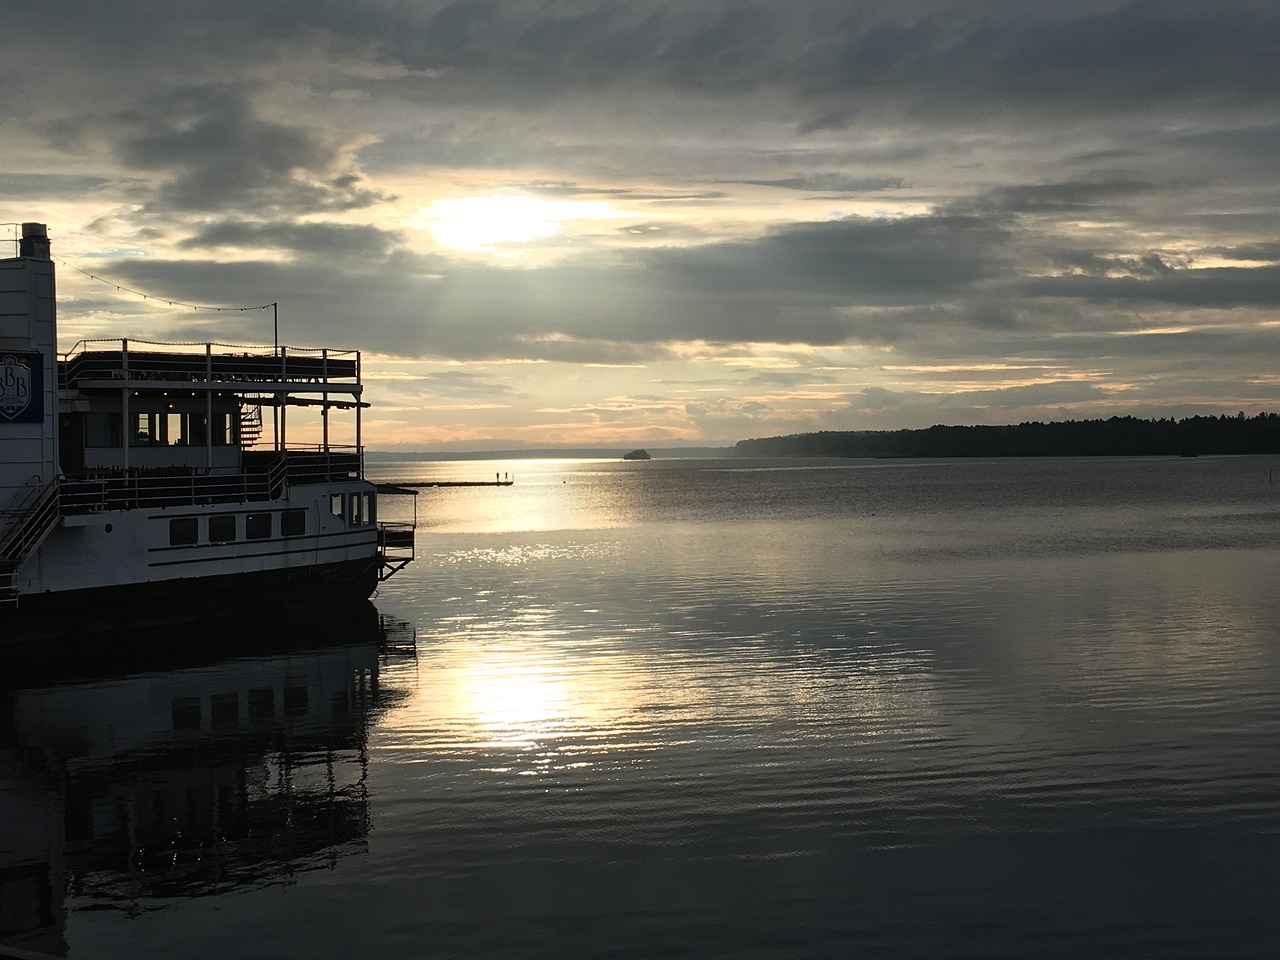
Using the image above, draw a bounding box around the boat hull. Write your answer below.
[3,558,380,647]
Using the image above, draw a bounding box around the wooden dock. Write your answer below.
[376,480,513,494]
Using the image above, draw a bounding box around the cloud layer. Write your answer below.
[6,1,1280,447]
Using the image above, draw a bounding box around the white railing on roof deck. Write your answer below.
[62,338,359,362]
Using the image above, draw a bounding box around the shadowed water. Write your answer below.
[4,456,1280,958]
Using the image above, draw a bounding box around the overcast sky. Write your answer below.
[5,0,1280,449]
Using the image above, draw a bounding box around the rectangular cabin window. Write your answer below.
[247,688,275,720]
[85,413,121,448]
[132,412,160,446]
[284,685,309,717]
[210,693,240,730]
[209,514,236,543]
[188,414,208,446]
[169,517,198,546]
[246,512,272,540]
[330,493,345,519]
[212,412,232,446]
[350,492,374,526]
[165,411,183,445]
[281,509,306,537]
[171,697,202,730]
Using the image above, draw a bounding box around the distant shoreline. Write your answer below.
[734,414,1280,459]
[364,414,1280,461]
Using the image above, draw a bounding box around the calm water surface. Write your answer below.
[5,456,1280,958]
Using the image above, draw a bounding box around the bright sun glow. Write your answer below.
[421,194,624,253]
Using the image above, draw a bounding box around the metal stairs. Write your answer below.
[240,402,264,447]
[0,479,62,607]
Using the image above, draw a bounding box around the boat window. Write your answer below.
[171,697,202,730]
[85,412,121,448]
[169,517,198,546]
[246,512,272,540]
[330,493,345,519]
[132,412,160,446]
[210,693,240,730]
[209,514,236,543]
[281,508,306,537]
[351,492,373,525]
[284,685,309,717]
[188,414,208,446]
[248,688,275,720]
[211,412,232,446]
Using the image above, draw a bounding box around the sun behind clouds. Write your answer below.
[420,194,624,253]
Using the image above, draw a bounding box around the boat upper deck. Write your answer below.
[61,340,360,395]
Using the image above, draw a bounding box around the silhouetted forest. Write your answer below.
[734,413,1280,459]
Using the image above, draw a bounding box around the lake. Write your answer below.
[4,455,1280,958]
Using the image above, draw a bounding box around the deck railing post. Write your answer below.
[279,346,287,453]
[322,348,330,454]
[122,338,130,474]
[356,350,363,475]
[205,343,214,471]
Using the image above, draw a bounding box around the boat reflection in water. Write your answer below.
[0,606,415,957]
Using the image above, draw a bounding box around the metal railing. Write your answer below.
[60,339,360,389]
[61,472,276,512]
[57,450,364,514]
[0,478,61,563]
[280,450,361,485]
[377,522,416,581]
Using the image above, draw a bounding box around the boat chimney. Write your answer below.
[19,222,50,260]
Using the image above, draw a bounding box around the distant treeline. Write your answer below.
[734,413,1280,459]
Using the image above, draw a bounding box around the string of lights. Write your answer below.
[5,228,282,345]
[54,255,275,313]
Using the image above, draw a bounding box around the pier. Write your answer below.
[376,479,513,494]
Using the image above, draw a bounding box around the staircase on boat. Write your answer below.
[0,480,62,607]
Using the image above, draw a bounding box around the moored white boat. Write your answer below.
[0,222,414,641]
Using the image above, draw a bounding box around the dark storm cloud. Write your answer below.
[356,1,1280,130]
[366,2,1280,123]
[1205,242,1280,263]
[646,212,1011,300]
[792,2,1280,125]
[1024,265,1280,309]
[178,220,403,258]
[108,87,389,215]
[1041,251,1181,280]
[15,3,1278,119]
[960,179,1159,215]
